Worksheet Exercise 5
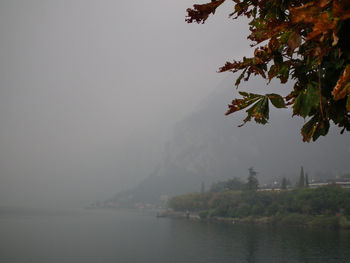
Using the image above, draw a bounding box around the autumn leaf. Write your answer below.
[301,116,318,142]
[186,0,225,24]
[186,0,350,140]
[287,32,302,53]
[332,64,350,100]
[306,12,337,41]
[290,2,321,24]
[333,0,350,20]
[332,32,339,46]
[301,116,330,142]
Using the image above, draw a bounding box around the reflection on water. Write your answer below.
[0,207,349,263]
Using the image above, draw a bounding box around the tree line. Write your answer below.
[168,166,350,228]
[168,185,350,222]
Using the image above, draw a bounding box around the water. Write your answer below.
[1,207,350,263]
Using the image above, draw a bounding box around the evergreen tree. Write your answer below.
[247,167,258,191]
[298,166,305,188]
[305,173,310,188]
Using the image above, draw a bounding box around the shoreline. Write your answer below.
[159,210,350,230]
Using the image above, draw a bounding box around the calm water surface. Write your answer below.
[0,207,349,263]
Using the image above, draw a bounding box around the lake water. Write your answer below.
[1,207,350,263]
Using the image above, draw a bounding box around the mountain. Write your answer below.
[109,77,350,205]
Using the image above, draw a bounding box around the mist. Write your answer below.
[0,0,349,208]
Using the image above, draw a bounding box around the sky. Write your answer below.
[0,1,348,208]
[0,0,252,207]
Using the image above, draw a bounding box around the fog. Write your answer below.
[0,1,349,208]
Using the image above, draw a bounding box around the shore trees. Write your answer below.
[168,185,350,221]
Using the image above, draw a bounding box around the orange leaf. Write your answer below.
[306,12,337,40]
[333,0,350,20]
[291,2,320,24]
[287,32,302,52]
[332,65,350,100]
[186,0,225,24]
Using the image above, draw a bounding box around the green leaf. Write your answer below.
[238,91,263,99]
[268,64,278,80]
[293,83,319,118]
[278,64,290,83]
[245,96,269,125]
[312,120,330,141]
[225,92,261,116]
[267,93,286,108]
[280,31,291,45]
[273,52,283,66]
[230,92,286,126]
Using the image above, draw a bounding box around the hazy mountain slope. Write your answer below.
[158,77,349,181]
[112,77,350,203]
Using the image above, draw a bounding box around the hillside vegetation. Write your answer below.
[168,186,350,229]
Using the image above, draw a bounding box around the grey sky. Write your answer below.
[0,0,252,207]
[0,1,348,207]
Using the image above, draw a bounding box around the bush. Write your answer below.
[251,204,264,216]
[236,204,251,218]
[198,210,209,219]
[339,216,350,229]
[278,213,311,226]
[310,216,340,229]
